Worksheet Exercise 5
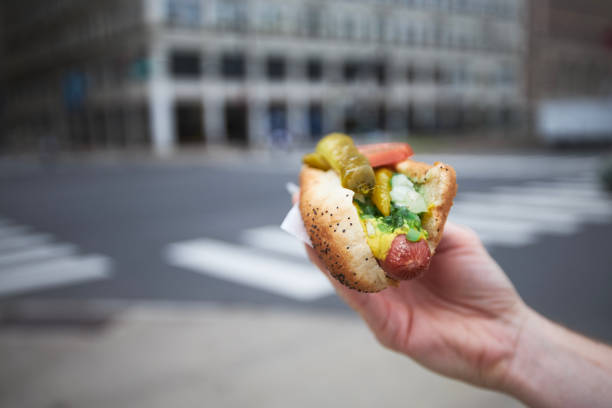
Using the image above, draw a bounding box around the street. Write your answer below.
[1,151,612,407]
[0,151,611,341]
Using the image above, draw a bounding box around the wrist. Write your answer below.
[497,308,549,402]
[500,308,612,408]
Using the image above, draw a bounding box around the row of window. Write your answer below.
[169,52,517,87]
[166,0,521,52]
[168,0,522,27]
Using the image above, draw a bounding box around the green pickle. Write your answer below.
[372,168,392,216]
[302,152,330,170]
[315,133,375,194]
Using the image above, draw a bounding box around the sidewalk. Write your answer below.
[0,302,522,408]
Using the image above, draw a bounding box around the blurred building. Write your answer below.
[529,0,612,143]
[0,0,526,154]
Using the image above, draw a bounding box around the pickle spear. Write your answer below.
[372,168,393,216]
[316,133,375,194]
[302,152,331,170]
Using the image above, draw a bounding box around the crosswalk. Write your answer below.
[0,218,112,298]
[165,175,612,301]
[450,176,612,247]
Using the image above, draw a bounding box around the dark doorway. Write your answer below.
[225,103,248,145]
[269,103,289,147]
[175,103,204,144]
[308,103,323,139]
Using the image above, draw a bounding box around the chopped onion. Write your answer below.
[390,174,427,213]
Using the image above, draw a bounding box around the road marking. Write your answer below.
[0,225,30,239]
[493,185,607,200]
[0,255,111,297]
[0,234,54,253]
[458,192,612,217]
[450,177,612,247]
[166,175,611,299]
[241,226,307,259]
[0,215,113,297]
[165,239,333,301]
[451,206,580,235]
[0,243,77,268]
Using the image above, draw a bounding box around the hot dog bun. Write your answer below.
[300,159,457,292]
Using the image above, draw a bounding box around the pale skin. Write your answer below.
[302,214,612,407]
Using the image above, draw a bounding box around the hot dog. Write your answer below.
[300,133,457,292]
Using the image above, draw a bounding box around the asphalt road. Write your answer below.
[0,151,611,342]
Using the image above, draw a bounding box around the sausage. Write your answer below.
[380,235,431,280]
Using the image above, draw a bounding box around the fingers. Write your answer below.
[435,221,484,253]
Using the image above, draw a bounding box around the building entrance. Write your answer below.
[175,103,204,145]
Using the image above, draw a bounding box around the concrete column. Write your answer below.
[149,81,174,155]
[204,98,226,145]
[148,41,174,156]
[248,101,269,147]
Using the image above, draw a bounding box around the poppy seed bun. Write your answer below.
[300,159,456,292]
[395,159,457,253]
[300,166,389,292]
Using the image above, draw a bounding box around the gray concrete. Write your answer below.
[0,303,522,408]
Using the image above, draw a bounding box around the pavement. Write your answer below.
[0,302,521,408]
[1,148,612,407]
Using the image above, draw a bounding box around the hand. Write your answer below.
[306,221,529,390]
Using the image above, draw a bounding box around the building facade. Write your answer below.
[1,0,527,154]
[528,0,612,142]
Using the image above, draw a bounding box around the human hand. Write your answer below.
[305,220,528,390]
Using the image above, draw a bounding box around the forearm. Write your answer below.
[502,309,612,408]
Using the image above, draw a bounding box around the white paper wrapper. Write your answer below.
[280,203,312,247]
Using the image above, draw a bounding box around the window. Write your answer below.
[305,6,322,37]
[343,61,359,82]
[373,61,386,85]
[406,65,415,82]
[170,51,202,78]
[259,4,283,32]
[309,103,323,138]
[167,0,201,27]
[221,54,246,79]
[267,57,286,81]
[307,59,323,81]
[343,15,356,40]
[269,104,287,132]
[217,0,247,32]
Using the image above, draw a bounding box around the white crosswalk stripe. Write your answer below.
[241,226,308,259]
[454,177,612,246]
[165,238,332,301]
[0,255,110,297]
[0,234,54,253]
[0,225,30,239]
[0,244,77,268]
[0,217,112,297]
[165,175,611,301]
